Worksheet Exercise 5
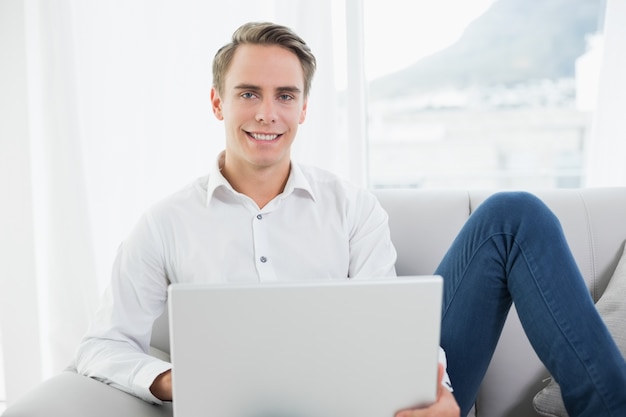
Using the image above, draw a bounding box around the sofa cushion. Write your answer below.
[2,371,173,417]
[533,243,626,417]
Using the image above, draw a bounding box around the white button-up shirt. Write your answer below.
[74,155,399,403]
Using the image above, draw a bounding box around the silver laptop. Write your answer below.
[168,276,443,417]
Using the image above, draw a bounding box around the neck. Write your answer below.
[220,156,291,209]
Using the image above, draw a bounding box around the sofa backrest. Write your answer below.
[373,189,471,276]
[375,188,626,296]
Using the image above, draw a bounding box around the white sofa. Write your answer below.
[4,188,626,417]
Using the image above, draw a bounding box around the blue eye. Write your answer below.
[241,92,257,99]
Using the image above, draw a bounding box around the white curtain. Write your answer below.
[0,0,338,404]
[584,0,626,186]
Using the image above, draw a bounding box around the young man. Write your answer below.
[74,22,626,417]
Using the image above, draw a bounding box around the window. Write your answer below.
[360,0,606,189]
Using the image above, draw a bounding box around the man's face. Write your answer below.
[211,44,308,173]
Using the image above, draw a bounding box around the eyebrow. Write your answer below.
[234,84,302,94]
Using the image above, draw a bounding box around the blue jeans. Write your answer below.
[436,192,626,416]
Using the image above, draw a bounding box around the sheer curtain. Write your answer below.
[0,0,338,404]
[584,0,626,186]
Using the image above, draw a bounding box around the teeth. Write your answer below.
[251,133,278,141]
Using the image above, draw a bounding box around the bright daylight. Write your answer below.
[2,0,625,416]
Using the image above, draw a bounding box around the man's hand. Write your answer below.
[395,364,461,417]
[150,369,173,401]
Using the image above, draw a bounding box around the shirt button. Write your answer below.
[260,256,267,263]
[257,214,263,220]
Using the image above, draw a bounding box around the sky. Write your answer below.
[363,0,495,80]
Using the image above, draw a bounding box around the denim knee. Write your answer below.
[478,191,552,220]
[470,192,563,237]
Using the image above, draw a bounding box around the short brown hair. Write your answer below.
[212,22,317,97]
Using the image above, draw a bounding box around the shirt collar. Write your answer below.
[205,151,317,206]
[283,161,317,202]
[205,151,232,205]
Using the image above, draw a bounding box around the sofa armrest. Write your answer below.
[2,371,172,417]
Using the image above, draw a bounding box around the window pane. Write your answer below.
[364,0,606,189]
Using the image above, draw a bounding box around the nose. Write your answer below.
[255,97,277,124]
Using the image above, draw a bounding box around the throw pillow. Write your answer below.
[533,243,626,417]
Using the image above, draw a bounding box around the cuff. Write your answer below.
[438,346,454,392]
[132,359,173,404]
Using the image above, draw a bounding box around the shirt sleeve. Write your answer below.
[439,346,454,392]
[73,211,171,404]
[347,188,398,278]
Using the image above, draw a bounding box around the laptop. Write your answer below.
[168,276,443,417]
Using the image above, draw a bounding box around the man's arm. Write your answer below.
[347,188,398,278]
[75,211,171,404]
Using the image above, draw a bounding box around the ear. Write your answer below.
[299,98,308,124]
[210,87,224,121]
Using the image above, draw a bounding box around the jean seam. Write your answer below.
[514,235,613,415]
[441,231,508,320]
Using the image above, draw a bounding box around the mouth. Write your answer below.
[247,131,282,142]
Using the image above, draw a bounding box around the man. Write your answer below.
[75,22,626,417]
[75,20,454,413]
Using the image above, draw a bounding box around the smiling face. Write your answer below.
[211,44,308,178]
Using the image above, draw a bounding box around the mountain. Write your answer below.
[369,0,605,99]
